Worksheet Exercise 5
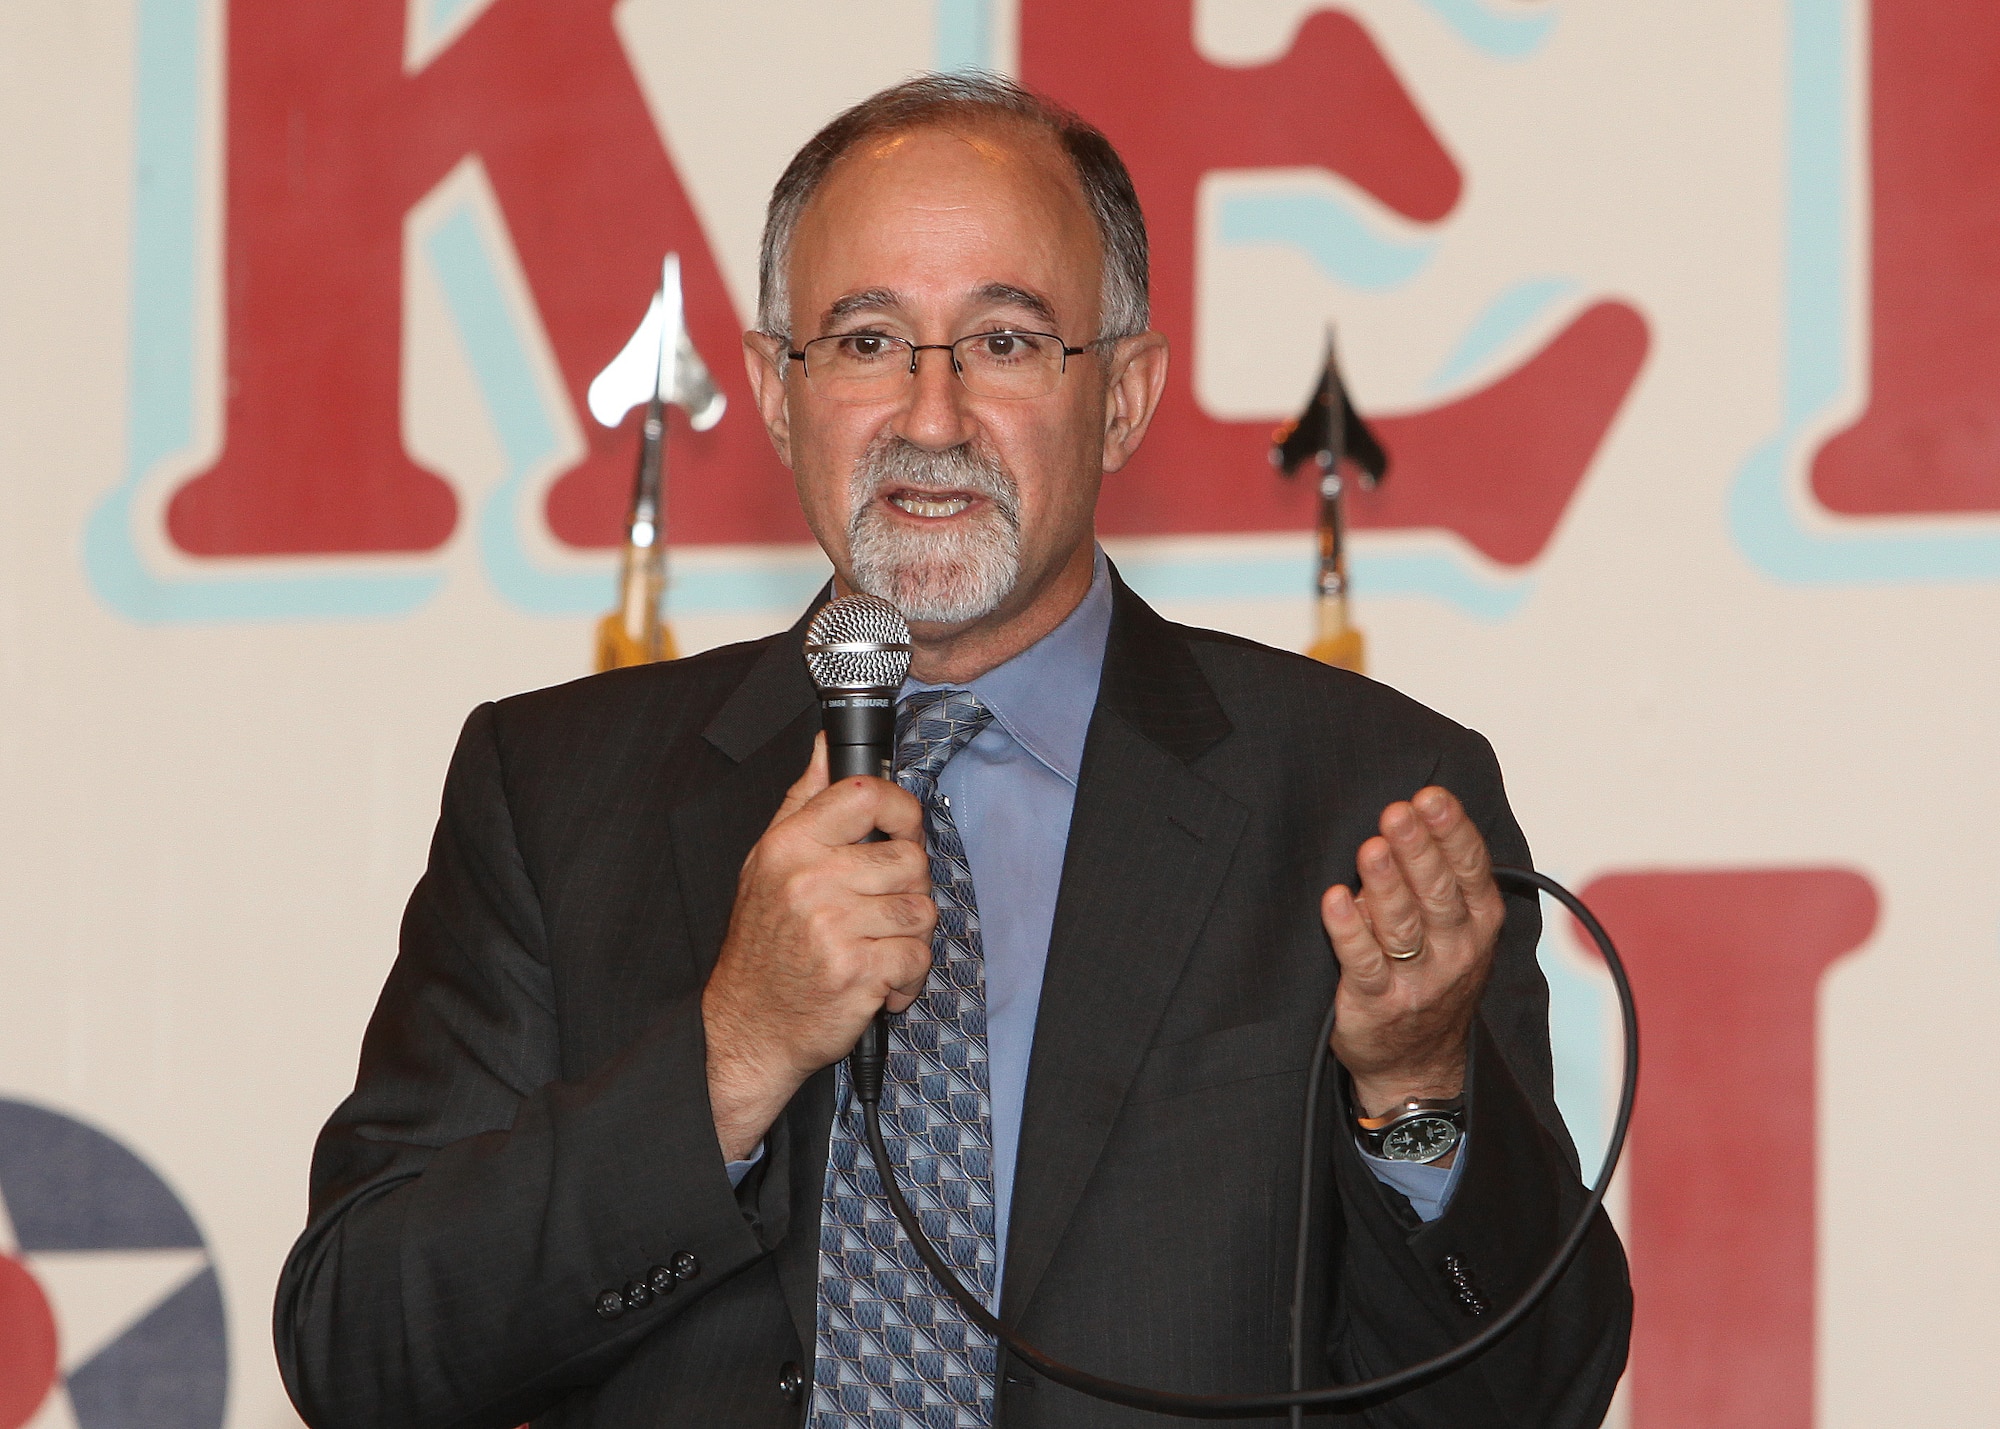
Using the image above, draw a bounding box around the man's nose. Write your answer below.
[892,346,979,450]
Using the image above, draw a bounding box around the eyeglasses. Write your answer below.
[787,329,1091,402]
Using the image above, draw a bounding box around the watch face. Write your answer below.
[1382,1115,1458,1163]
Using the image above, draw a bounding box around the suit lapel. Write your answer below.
[663,596,837,1358]
[1000,578,1248,1322]
[666,602,823,975]
[663,727,815,978]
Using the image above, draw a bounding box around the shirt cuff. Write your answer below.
[1358,1135,1469,1222]
[724,1142,766,1189]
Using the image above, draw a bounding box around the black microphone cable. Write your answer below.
[849,864,1638,1418]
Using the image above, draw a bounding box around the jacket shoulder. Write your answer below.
[1168,620,1474,753]
[440,634,791,899]
[484,632,780,758]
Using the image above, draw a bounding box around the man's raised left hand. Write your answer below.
[1319,785,1505,1119]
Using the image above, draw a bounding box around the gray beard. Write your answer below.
[845,435,1023,625]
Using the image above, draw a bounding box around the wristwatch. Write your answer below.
[1354,1096,1465,1164]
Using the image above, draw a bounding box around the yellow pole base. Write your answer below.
[1305,626,1365,674]
[594,614,677,671]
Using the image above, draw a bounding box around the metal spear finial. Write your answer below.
[585,253,727,671]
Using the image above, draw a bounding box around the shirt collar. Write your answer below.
[902,547,1112,787]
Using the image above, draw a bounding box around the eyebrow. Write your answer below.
[972,282,1060,329]
[818,282,1064,332]
[823,288,903,326]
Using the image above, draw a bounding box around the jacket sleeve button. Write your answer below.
[623,1279,653,1309]
[594,1290,626,1320]
[778,1360,805,1403]
[1439,1254,1490,1317]
[647,1264,678,1296]
[671,1250,700,1280]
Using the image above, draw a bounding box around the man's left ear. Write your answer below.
[1100,332,1170,474]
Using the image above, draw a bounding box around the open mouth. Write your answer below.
[884,490,976,519]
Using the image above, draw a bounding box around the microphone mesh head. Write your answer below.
[804,594,913,691]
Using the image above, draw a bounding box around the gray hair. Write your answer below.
[756,72,1149,347]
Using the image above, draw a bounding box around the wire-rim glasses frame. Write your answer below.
[785,328,1095,402]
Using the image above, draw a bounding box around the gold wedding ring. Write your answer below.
[1385,937,1426,962]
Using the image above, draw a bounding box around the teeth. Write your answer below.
[890,495,972,518]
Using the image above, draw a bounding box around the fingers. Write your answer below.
[1354,830,1432,960]
[1375,802,1466,937]
[845,890,939,942]
[788,888,932,999]
[826,836,932,896]
[1322,882,1392,994]
[1324,788,1501,975]
[881,940,937,1014]
[772,735,928,849]
[866,776,927,844]
[1412,786,1495,904]
[1358,791,1503,951]
[788,766,927,849]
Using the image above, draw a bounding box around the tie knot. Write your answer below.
[895,689,993,791]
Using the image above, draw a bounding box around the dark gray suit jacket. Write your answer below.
[276,575,1630,1429]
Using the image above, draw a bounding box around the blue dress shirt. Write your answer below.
[899,553,1112,1270]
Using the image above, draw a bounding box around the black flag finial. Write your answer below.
[1270,330,1385,673]
[1270,330,1388,486]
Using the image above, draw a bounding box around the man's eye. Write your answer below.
[972,332,1042,361]
[835,335,897,361]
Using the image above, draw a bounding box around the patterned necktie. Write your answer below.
[812,688,999,1429]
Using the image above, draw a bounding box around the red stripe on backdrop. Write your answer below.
[1355,303,1649,566]
[1580,869,1878,1429]
[1812,0,2000,516]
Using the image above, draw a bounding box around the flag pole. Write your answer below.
[596,378,673,669]
[1271,328,1387,675]
[588,252,726,671]
[1307,451,1365,672]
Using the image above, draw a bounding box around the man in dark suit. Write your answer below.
[277,75,1629,1429]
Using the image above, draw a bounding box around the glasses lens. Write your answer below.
[803,334,911,401]
[955,331,1063,399]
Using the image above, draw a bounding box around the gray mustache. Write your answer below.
[851,438,1021,524]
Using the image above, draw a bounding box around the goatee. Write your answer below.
[845,433,1023,624]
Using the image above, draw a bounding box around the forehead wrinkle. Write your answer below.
[821,281,1065,336]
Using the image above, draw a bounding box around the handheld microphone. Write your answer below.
[803,594,912,786]
[803,594,914,1101]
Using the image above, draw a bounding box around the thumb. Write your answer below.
[769,732,829,830]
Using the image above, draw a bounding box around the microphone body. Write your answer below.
[820,691,896,786]
[823,682,894,1087]
[803,595,916,1098]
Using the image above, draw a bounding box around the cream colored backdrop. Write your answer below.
[1,2,1995,1427]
